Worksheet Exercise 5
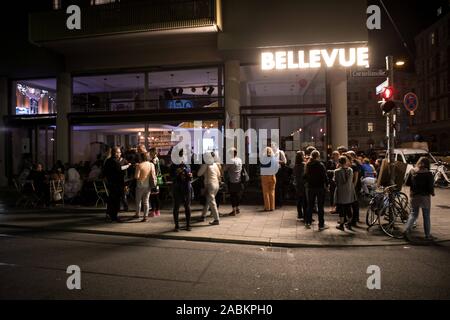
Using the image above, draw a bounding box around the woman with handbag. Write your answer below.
[149,148,163,217]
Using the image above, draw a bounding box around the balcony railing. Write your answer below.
[71,96,224,113]
[29,0,221,43]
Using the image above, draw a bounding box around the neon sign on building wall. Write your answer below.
[261,47,369,70]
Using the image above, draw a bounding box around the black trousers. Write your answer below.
[173,186,192,228]
[275,172,285,207]
[329,181,336,206]
[337,203,352,223]
[297,195,307,219]
[150,193,160,211]
[229,182,242,208]
[351,200,360,225]
[107,185,123,221]
[120,192,128,211]
[306,188,325,227]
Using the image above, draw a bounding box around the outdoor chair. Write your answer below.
[13,178,43,208]
[49,179,65,206]
[93,179,109,207]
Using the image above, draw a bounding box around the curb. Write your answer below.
[1,223,448,248]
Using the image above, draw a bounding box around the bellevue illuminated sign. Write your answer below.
[261,47,369,70]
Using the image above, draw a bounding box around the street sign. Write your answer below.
[376,79,389,95]
[403,92,419,115]
[351,69,388,78]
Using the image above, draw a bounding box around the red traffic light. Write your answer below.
[382,86,394,100]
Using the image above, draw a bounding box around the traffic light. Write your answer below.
[380,86,396,116]
[382,86,394,100]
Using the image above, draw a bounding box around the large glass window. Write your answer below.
[240,65,326,106]
[14,79,57,115]
[71,121,222,165]
[72,67,223,112]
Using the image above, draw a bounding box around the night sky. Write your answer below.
[369,0,449,69]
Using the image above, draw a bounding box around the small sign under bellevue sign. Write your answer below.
[351,69,387,78]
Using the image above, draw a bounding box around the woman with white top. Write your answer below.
[198,152,222,225]
[134,152,157,222]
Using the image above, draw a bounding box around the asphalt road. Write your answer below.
[0,227,449,300]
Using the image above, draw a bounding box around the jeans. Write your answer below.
[362,177,376,195]
[173,185,192,228]
[135,185,151,217]
[202,183,220,222]
[405,206,431,237]
[306,188,325,227]
[297,196,307,219]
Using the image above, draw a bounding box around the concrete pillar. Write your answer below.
[329,69,348,149]
[56,73,71,164]
[225,60,241,129]
[0,78,8,187]
[144,72,149,110]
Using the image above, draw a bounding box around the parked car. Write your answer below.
[394,148,450,187]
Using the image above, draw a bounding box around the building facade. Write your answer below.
[413,11,450,153]
[0,0,369,186]
[347,71,417,152]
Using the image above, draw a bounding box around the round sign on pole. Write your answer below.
[403,92,419,116]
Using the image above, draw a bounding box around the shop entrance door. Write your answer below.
[37,126,56,170]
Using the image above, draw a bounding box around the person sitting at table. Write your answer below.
[27,163,49,205]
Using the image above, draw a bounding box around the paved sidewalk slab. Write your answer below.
[1,189,449,247]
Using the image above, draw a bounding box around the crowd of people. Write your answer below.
[16,141,435,239]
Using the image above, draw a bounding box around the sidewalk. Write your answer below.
[0,189,449,248]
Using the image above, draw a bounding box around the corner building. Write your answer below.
[0,0,369,185]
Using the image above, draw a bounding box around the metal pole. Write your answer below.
[386,56,395,163]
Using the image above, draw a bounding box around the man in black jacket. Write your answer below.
[305,150,329,230]
[103,147,127,222]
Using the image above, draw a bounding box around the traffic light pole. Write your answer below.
[386,55,395,163]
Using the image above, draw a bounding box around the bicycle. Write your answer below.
[366,185,410,238]
[433,161,450,188]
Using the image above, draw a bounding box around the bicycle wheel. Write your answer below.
[366,203,378,228]
[395,192,409,209]
[379,205,405,239]
[394,192,410,223]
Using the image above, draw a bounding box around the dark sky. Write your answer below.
[368,0,449,69]
[1,0,449,72]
